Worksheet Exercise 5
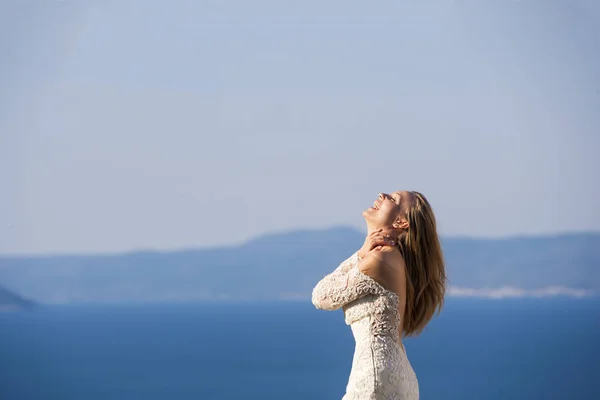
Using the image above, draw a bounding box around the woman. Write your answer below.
[312,190,446,400]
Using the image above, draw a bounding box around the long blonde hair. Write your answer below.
[397,191,446,337]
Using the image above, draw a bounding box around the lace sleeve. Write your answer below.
[311,254,385,310]
[334,252,361,275]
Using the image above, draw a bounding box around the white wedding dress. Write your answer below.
[312,252,419,400]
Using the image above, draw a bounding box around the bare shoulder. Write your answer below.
[358,246,405,289]
[375,246,404,267]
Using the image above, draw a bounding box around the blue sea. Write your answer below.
[1,298,599,400]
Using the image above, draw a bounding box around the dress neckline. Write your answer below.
[354,267,400,300]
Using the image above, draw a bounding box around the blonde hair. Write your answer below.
[397,191,446,337]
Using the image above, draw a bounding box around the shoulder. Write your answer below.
[359,246,402,269]
[358,246,404,278]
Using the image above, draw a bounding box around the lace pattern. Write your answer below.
[312,252,419,400]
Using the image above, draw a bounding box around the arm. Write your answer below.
[335,252,361,274]
[311,253,387,310]
[312,231,398,310]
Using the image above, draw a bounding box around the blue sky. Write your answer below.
[1,1,599,254]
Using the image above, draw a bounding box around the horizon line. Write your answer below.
[1,225,599,259]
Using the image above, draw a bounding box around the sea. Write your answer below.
[1,298,598,400]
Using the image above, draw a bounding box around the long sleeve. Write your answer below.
[311,253,386,310]
[332,252,361,275]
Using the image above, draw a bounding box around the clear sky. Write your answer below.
[2,1,599,255]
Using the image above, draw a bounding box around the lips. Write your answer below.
[372,201,380,210]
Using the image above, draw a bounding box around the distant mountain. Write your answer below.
[0,227,598,303]
[0,284,35,311]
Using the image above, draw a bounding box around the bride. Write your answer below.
[312,190,446,400]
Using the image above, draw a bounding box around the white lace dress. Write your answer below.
[312,252,419,400]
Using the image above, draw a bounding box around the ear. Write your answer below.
[393,218,409,230]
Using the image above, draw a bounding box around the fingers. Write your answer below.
[369,232,397,247]
[366,229,398,253]
[370,230,396,241]
[381,227,401,236]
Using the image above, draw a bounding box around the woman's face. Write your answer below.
[363,191,413,230]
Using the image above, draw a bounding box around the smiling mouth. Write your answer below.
[371,201,380,210]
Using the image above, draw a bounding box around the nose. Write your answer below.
[379,193,385,200]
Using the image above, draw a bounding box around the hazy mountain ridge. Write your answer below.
[0,284,36,311]
[0,227,598,303]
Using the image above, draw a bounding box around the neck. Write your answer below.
[366,222,402,239]
[365,223,382,235]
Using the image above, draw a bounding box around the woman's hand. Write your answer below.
[358,229,399,259]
